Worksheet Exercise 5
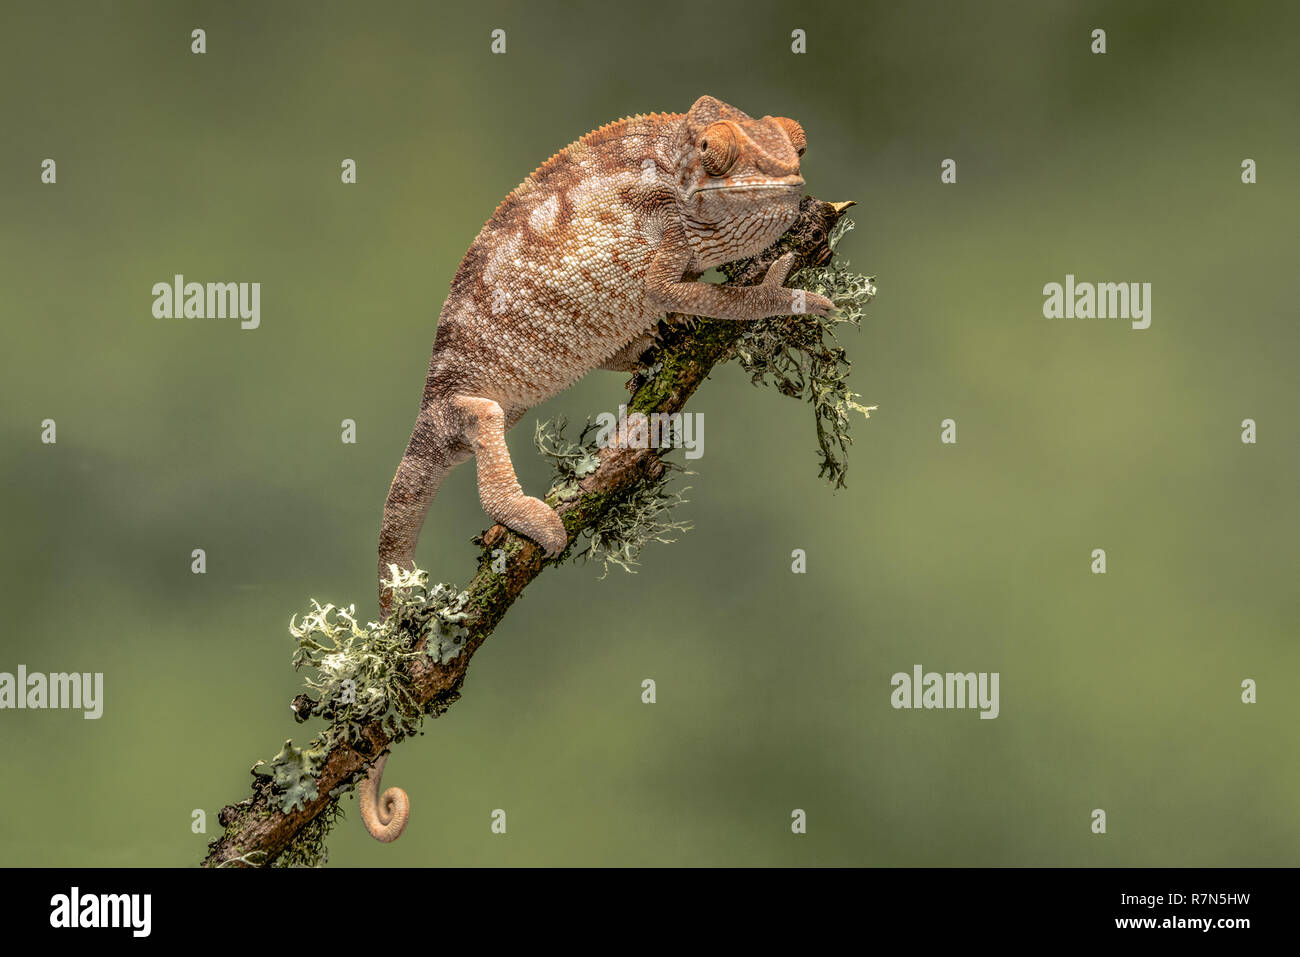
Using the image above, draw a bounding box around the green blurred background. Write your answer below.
[1,0,1296,867]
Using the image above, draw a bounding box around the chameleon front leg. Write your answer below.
[646,230,835,320]
[451,395,568,557]
[602,246,832,375]
[604,246,832,374]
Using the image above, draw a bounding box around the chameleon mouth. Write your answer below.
[691,182,804,198]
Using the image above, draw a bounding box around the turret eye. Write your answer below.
[700,122,738,177]
[775,117,807,157]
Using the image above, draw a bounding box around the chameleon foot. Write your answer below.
[500,495,567,557]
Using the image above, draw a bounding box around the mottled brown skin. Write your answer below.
[365,97,832,841]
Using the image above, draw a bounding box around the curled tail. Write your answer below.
[359,753,409,843]
[377,403,463,617]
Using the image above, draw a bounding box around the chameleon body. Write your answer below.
[364,96,832,843]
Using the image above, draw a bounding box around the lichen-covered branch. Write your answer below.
[201,196,869,867]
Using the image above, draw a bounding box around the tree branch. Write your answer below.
[201,195,854,867]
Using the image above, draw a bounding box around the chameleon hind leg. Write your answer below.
[451,394,568,557]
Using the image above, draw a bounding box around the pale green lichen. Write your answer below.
[585,476,692,577]
[251,738,326,813]
[289,599,419,743]
[536,416,692,576]
[727,217,878,487]
[287,566,471,746]
[246,566,470,857]
[535,417,603,503]
[378,564,474,666]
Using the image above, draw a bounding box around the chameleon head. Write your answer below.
[679,95,807,260]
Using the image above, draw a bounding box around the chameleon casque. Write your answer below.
[361,95,833,843]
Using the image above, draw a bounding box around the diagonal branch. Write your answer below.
[201,195,854,867]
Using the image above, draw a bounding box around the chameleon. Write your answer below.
[361,95,833,843]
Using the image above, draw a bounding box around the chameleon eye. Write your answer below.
[775,117,806,156]
[699,122,739,177]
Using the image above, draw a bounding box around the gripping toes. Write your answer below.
[795,289,835,317]
[763,252,797,287]
[762,252,834,317]
[500,495,568,557]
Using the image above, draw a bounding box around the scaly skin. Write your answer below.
[365,96,832,843]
